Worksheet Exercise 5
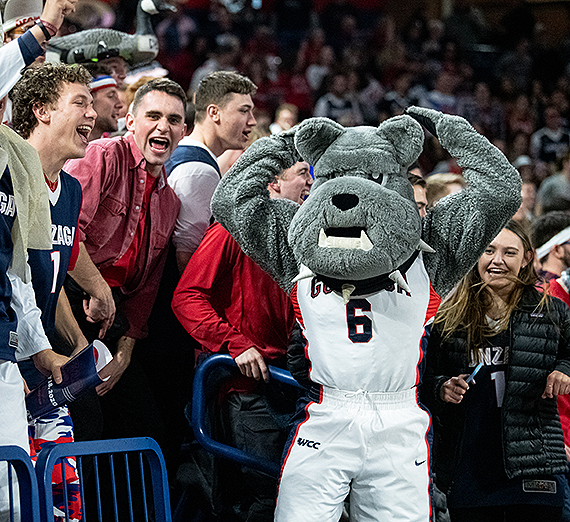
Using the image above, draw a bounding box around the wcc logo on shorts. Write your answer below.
[297,438,320,450]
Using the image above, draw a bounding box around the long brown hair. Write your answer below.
[434,220,545,357]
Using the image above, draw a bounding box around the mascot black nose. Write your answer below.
[332,193,359,211]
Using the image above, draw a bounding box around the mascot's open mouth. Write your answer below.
[318,227,373,251]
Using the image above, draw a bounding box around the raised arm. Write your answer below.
[406,107,522,297]
[0,0,79,99]
[211,130,302,292]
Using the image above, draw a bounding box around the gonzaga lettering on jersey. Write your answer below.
[0,192,15,218]
[51,224,75,247]
[27,172,81,338]
[291,255,439,393]
[0,168,18,361]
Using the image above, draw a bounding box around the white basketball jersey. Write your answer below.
[291,255,440,393]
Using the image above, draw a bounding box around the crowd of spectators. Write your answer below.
[69,0,568,211]
[5,0,570,520]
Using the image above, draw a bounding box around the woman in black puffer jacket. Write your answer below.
[421,220,570,522]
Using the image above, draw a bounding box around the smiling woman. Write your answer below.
[476,227,532,303]
[421,219,570,522]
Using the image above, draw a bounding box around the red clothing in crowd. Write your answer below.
[66,132,180,339]
[546,278,570,446]
[172,222,295,390]
[100,173,158,288]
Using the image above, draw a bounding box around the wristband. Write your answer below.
[41,20,58,36]
[36,20,56,41]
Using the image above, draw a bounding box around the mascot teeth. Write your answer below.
[388,269,412,295]
[318,228,374,251]
[342,284,356,304]
[418,239,436,253]
[360,230,374,251]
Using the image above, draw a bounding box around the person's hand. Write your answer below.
[235,347,269,383]
[41,0,79,29]
[32,349,69,384]
[95,350,130,395]
[96,337,134,396]
[542,370,570,398]
[83,289,116,339]
[439,374,469,404]
[565,444,570,462]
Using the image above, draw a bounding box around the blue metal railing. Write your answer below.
[191,354,302,477]
[0,445,40,522]
[35,437,171,522]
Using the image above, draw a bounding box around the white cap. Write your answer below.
[513,155,533,169]
[2,0,42,34]
[536,225,570,260]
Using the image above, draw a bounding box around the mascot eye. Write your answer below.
[372,174,384,185]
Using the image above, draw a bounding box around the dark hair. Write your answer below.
[131,78,187,115]
[531,211,570,260]
[81,61,114,79]
[11,62,92,139]
[556,150,570,173]
[185,102,196,130]
[194,71,257,124]
[407,172,426,188]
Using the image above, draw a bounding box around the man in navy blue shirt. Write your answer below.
[9,61,98,522]
[0,0,80,517]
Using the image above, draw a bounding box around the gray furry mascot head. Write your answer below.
[212,107,521,299]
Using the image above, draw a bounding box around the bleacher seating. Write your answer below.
[0,444,41,522]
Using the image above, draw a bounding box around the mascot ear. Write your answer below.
[295,117,345,166]
[377,115,424,168]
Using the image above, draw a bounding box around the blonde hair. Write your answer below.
[123,76,156,111]
[426,173,466,208]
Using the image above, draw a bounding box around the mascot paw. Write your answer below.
[406,106,475,147]
[405,107,441,138]
[269,127,302,166]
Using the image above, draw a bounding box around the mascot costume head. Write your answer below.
[211,106,522,521]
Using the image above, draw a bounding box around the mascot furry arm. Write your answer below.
[211,107,521,298]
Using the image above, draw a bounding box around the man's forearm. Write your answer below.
[68,242,110,299]
[117,335,136,356]
[67,242,115,336]
[95,335,135,395]
[30,0,78,44]
[55,287,88,355]
[176,249,196,274]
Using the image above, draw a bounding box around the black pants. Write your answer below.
[63,275,165,445]
[134,246,197,477]
[221,392,292,522]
